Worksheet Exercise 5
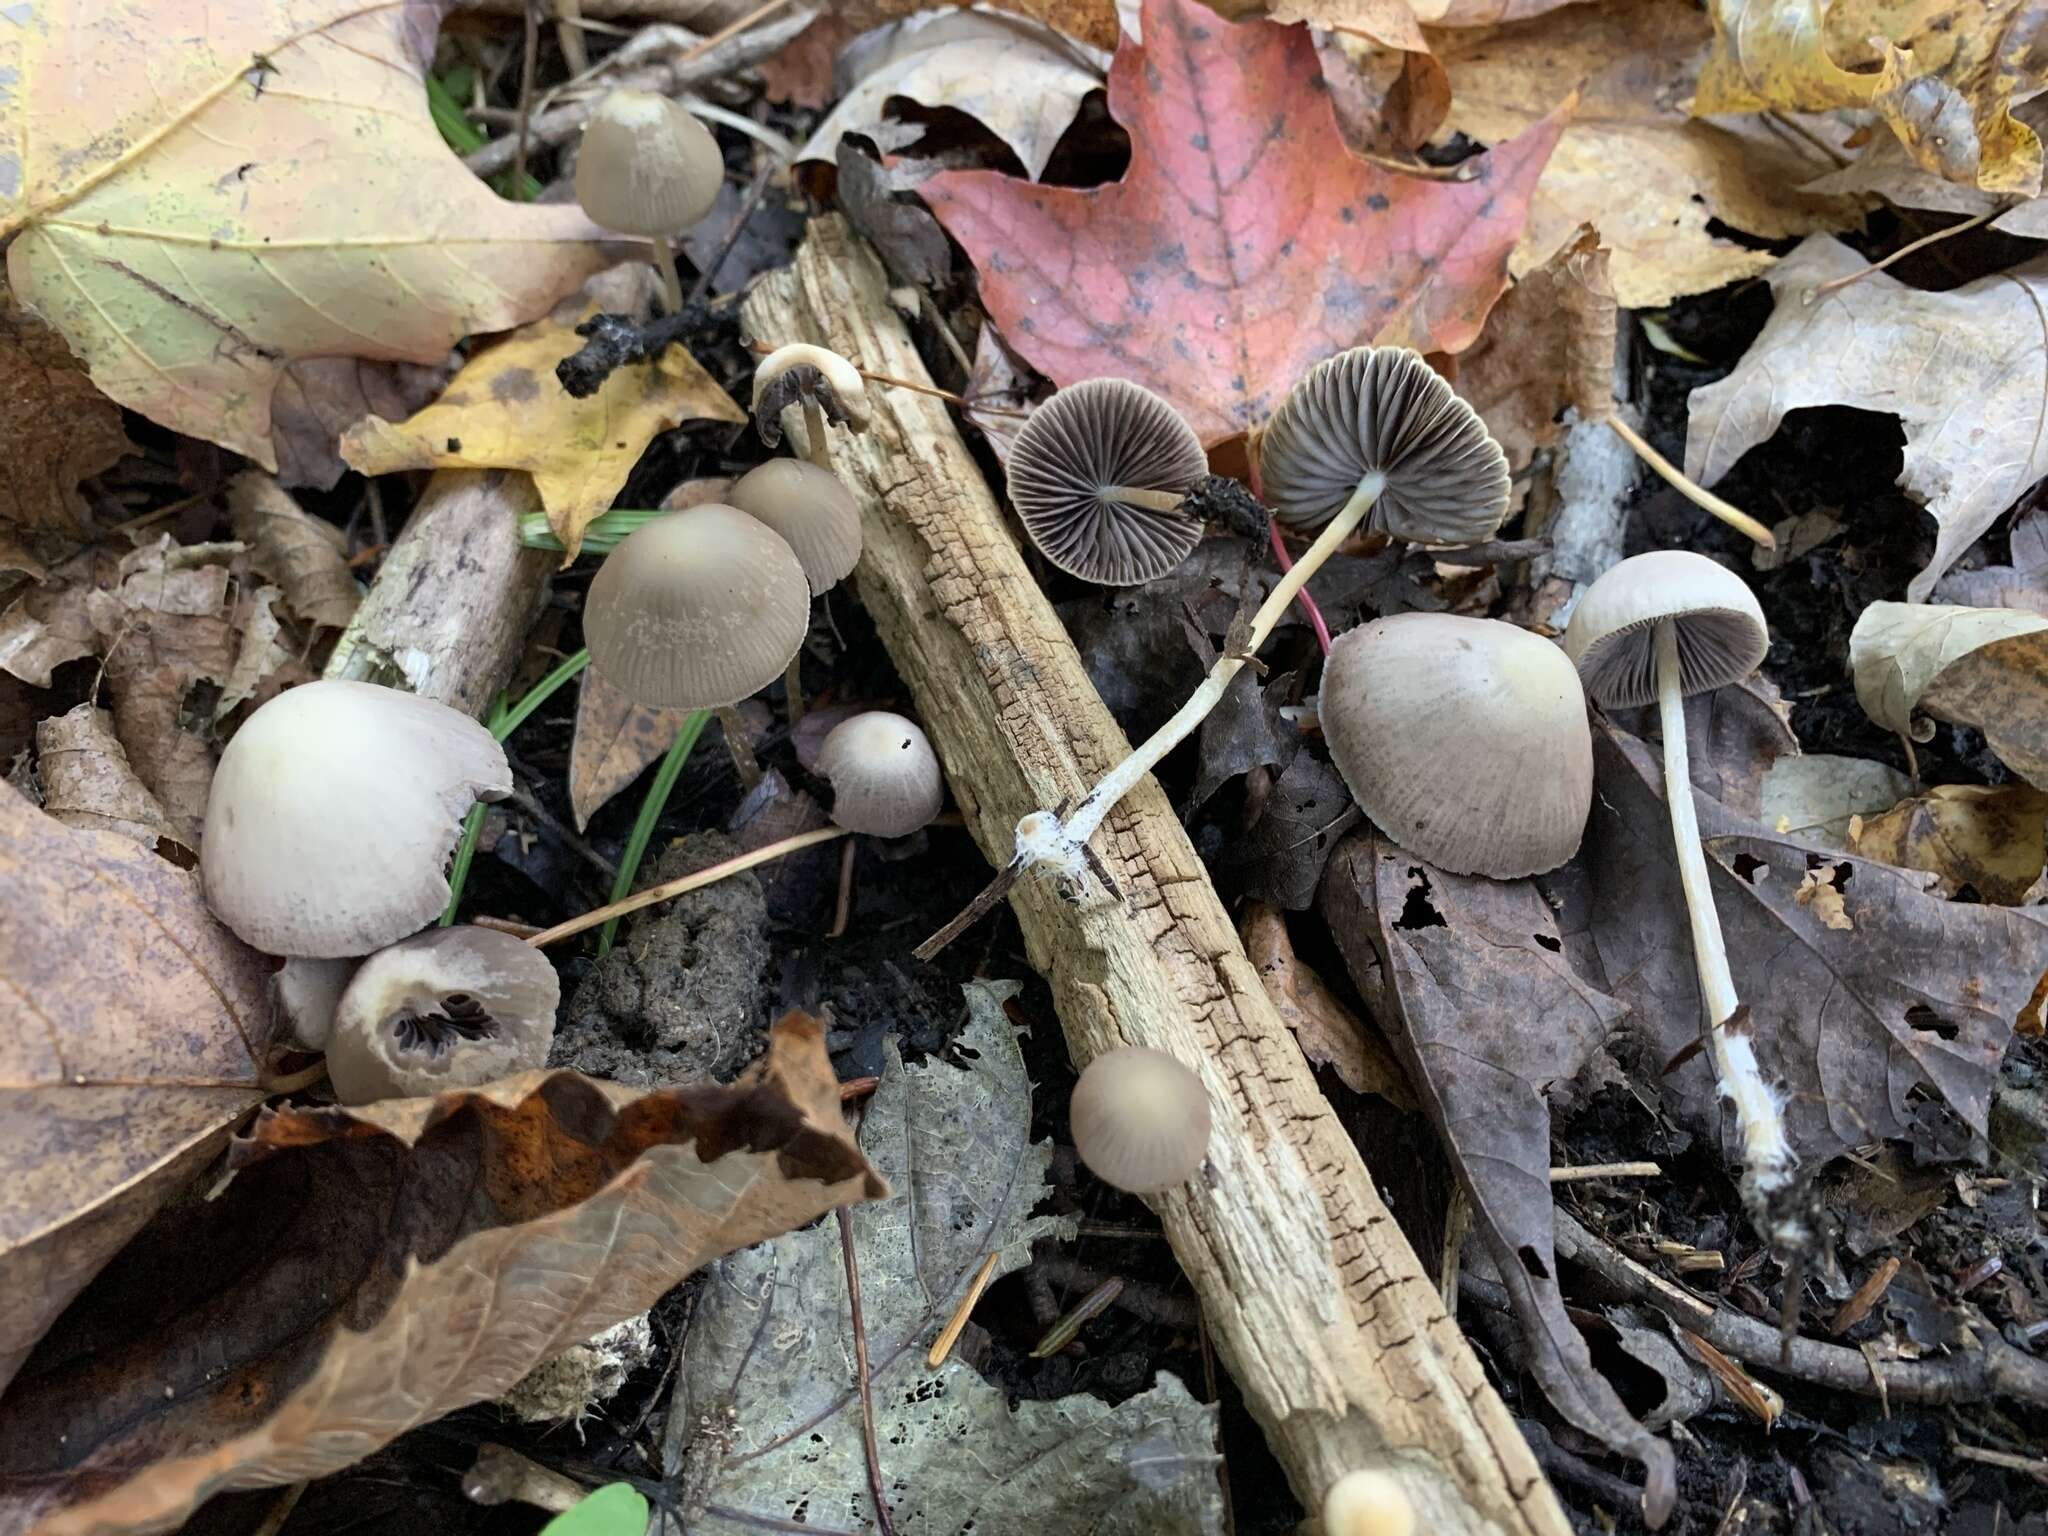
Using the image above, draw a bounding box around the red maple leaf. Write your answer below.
[923,0,1571,445]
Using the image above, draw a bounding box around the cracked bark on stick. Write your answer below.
[743,216,1568,1536]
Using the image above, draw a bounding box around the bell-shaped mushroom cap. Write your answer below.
[201,681,511,958]
[728,459,862,593]
[1564,550,1769,708]
[573,89,724,235]
[816,711,944,837]
[1321,614,1593,879]
[1323,1472,1415,1536]
[1006,377,1209,585]
[1069,1046,1212,1194]
[325,926,560,1105]
[1260,346,1510,545]
[275,956,359,1051]
[584,504,810,710]
[751,343,870,446]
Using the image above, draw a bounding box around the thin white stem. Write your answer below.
[1656,622,1797,1225]
[801,397,831,471]
[1017,474,1384,880]
[653,237,684,316]
[1102,484,1186,514]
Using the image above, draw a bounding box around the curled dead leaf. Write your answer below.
[1851,785,2048,904]
[1851,602,2048,786]
[34,703,183,852]
[0,279,131,543]
[1241,900,1413,1106]
[228,472,360,631]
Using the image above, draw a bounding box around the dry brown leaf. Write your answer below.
[1431,0,1863,306]
[1314,31,1453,157]
[0,279,130,544]
[218,584,293,721]
[758,12,862,107]
[1935,506,2048,616]
[228,471,360,631]
[1795,863,1856,929]
[0,1015,882,1536]
[570,667,698,831]
[1240,900,1414,1106]
[842,0,1122,50]
[1688,240,2048,600]
[0,780,280,1398]
[0,547,110,688]
[1851,784,2048,903]
[269,357,450,493]
[1850,602,2048,786]
[34,704,182,851]
[1917,631,2048,790]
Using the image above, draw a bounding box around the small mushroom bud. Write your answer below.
[1069,1046,1211,1194]
[574,88,724,313]
[201,681,512,958]
[816,711,944,837]
[727,459,862,593]
[1323,1471,1415,1536]
[326,927,561,1105]
[752,344,869,470]
[274,957,359,1051]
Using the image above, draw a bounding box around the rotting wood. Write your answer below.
[744,216,1571,1536]
[323,469,554,713]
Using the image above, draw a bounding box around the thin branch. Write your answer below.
[838,1207,896,1536]
[1806,206,2006,301]
[1605,415,1776,548]
[526,827,848,947]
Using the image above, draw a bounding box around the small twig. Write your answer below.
[249,1483,306,1536]
[913,857,1022,960]
[513,0,540,196]
[1032,1253,1201,1330]
[689,158,778,304]
[556,299,734,398]
[1030,1278,1126,1358]
[527,826,848,947]
[837,1207,897,1536]
[1440,1186,1472,1314]
[1604,415,1776,548]
[552,0,588,75]
[472,914,545,939]
[1345,142,1479,181]
[828,838,857,939]
[927,1252,1000,1368]
[1549,1161,1662,1182]
[1806,207,2005,303]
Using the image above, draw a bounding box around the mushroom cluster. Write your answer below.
[574,88,724,313]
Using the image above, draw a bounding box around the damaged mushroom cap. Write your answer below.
[573,89,724,235]
[727,459,862,592]
[816,711,944,837]
[325,926,561,1105]
[1069,1046,1212,1194]
[584,504,810,710]
[1006,377,1209,585]
[1259,347,1510,546]
[1320,613,1593,879]
[751,343,870,447]
[1323,1472,1415,1536]
[1564,550,1769,708]
[201,681,512,958]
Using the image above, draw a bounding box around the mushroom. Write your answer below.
[1068,1046,1211,1194]
[573,88,724,314]
[201,681,511,958]
[275,957,360,1051]
[583,504,810,712]
[1563,550,1792,1238]
[1320,614,1593,879]
[816,711,944,837]
[1005,377,1209,585]
[727,458,863,725]
[326,926,560,1105]
[1322,1472,1415,1536]
[752,344,870,472]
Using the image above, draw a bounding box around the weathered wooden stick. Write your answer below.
[744,217,1568,1536]
[323,469,553,713]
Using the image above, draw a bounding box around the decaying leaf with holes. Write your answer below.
[0,1014,882,1536]
[669,981,1223,1534]
[1319,831,1673,1529]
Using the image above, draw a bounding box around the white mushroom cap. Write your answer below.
[1320,614,1593,879]
[1323,1471,1415,1536]
[1069,1046,1211,1194]
[274,956,360,1051]
[1564,550,1769,708]
[816,711,944,837]
[583,504,811,710]
[727,459,863,593]
[751,343,870,445]
[573,89,724,236]
[326,926,560,1105]
[201,681,511,958]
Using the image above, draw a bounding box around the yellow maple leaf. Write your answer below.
[341,297,744,561]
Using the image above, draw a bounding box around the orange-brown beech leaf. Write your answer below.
[921,0,1570,444]
[0,781,280,1402]
[0,1014,883,1536]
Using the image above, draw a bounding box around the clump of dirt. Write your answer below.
[550,832,772,1087]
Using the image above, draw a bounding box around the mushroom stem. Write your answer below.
[1016,472,1384,885]
[1654,620,1798,1231]
[785,649,806,726]
[801,397,832,471]
[652,236,684,316]
[1101,484,1186,514]
[714,704,763,789]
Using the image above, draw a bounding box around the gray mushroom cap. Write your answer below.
[817,711,944,837]
[727,459,862,593]
[1320,613,1593,879]
[573,89,724,235]
[1006,377,1209,585]
[325,926,560,1105]
[1564,550,1769,708]
[201,681,511,958]
[1259,346,1510,545]
[1068,1046,1212,1194]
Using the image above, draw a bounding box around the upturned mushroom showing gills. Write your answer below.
[1564,551,1792,1241]
[573,88,724,314]
[1069,1046,1211,1194]
[1321,614,1593,879]
[326,926,560,1105]
[752,344,870,472]
[201,681,511,958]
[1005,377,1209,585]
[583,504,810,711]
[817,711,944,837]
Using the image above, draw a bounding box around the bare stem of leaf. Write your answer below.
[1805,207,2004,304]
